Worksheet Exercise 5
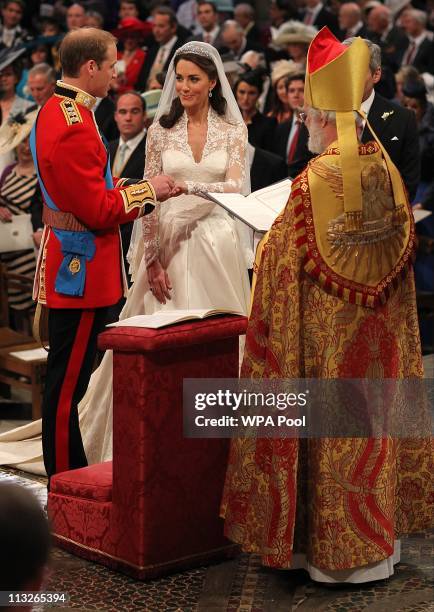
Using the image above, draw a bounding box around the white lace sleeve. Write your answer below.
[142,124,161,267]
[185,122,248,195]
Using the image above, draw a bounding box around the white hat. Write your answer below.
[0,108,38,155]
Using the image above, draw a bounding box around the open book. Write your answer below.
[106,309,245,330]
[206,178,292,233]
[414,209,432,223]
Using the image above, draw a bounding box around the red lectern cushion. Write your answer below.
[98,315,248,352]
[51,462,112,502]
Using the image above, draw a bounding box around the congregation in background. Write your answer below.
[0,0,433,348]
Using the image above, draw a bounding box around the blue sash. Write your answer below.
[30,117,114,297]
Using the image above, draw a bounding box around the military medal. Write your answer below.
[69,257,81,274]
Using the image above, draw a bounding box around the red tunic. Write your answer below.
[34,87,149,309]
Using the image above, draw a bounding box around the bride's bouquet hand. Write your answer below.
[147,259,172,304]
[170,181,188,197]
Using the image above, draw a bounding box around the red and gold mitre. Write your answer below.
[304,28,407,232]
[291,28,414,307]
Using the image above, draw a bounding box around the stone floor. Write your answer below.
[0,467,432,612]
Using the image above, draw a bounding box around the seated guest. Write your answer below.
[338,2,367,40]
[0,483,50,607]
[177,0,200,35]
[234,70,277,152]
[400,9,434,75]
[189,0,223,49]
[0,109,41,331]
[272,72,314,177]
[85,10,104,29]
[113,17,151,95]
[0,51,35,176]
[135,6,185,91]
[0,0,30,49]
[273,21,317,70]
[394,65,421,104]
[220,20,262,61]
[267,0,298,46]
[299,0,339,36]
[109,91,147,285]
[402,80,434,201]
[65,3,87,31]
[234,3,262,46]
[118,0,140,21]
[366,5,407,72]
[267,59,296,123]
[26,63,56,107]
[16,42,52,100]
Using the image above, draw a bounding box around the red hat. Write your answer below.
[113,18,152,40]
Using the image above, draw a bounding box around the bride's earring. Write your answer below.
[209,89,213,98]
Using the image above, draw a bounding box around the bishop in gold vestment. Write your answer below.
[221,29,433,580]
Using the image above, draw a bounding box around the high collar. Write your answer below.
[55,80,97,110]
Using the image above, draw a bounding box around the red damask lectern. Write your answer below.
[48,315,247,579]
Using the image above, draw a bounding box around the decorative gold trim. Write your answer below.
[56,80,96,109]
[59,99,82,126]
[53,532,236,571]
[120,180,156,215]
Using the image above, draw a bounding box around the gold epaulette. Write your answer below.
[120,180,156,215]
[59,98,83,126]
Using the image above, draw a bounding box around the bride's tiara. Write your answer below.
[175,43,213,60]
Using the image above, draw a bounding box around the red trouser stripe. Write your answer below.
[55,310,95,474]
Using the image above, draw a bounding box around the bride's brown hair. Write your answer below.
[159,52,227,129]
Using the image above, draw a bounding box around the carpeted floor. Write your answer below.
[0,467,432,612]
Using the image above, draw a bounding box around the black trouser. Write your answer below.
[42,307,109,482]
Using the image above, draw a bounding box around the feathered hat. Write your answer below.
[0,107,38,155]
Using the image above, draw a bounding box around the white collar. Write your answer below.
[160,35,178,51]
[202,25,219,38]
[119,129,146,151]
[409,31,428,47]
[348,20,363,35]
[361,89,375,117]
[307,2,323,19]
[380,23,393,41]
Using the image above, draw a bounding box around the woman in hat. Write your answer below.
[266,59,296,123]
[114,17,152,94]
[273,21,317,69]
[0,109,41,330]
[0,49,35,175]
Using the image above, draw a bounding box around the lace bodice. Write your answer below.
[142,108,248,267]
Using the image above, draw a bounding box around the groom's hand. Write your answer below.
[148,175,175,202]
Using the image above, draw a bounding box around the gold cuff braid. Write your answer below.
[120,180,156,216]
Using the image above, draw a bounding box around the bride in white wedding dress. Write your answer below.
[0,42,252,474]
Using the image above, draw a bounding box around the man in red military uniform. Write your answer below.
[31,27,175,482]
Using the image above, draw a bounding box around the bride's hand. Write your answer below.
[147,259,172,304]
[170,181,188,197]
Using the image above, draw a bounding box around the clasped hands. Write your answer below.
[147,175,188,202]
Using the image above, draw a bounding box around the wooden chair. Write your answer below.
[0,263,46,419]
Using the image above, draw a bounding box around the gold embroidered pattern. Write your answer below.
[59,99,82,126]
[121,180,156,215]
